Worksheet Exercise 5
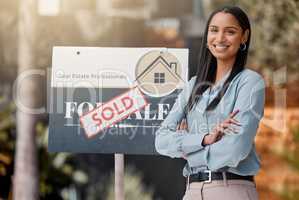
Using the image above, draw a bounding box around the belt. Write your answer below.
[189,170,254,183]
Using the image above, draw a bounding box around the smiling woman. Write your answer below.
[207,12,249,73]
[155,5,264,200]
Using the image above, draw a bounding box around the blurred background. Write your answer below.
[0,0,299,199]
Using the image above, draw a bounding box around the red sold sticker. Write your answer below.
[80,87,148,138]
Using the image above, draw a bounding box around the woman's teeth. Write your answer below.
[213,44,229,50]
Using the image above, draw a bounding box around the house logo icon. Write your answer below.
[135,50,184,97]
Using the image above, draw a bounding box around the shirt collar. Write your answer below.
[211,69,232,93]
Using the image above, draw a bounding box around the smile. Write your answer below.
[213,44,230,51]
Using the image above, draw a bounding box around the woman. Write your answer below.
[155,6,265,200]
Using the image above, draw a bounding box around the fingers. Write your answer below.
[181,119,188,130]
[225,126,239,134]
[209,110,241,143]
[177,119,188,131]
[229,109,239,118]
[178,120,184,130]
[227,110,242,127]
[210,130,225,143]
[216,134,223,142]
[228,118,241,126]
[221,121,240,133]
[213,120,239,136]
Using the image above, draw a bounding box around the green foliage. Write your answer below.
[210,0,299,71]
[37,123,89,199]
[280,186,299,200]
[238,0,299,70]
[0,103,15,199]
[282,150,299,171]
[1,100,157,200]
[282,126,299,171]
[292,126,299,142]
[0,103,15,180]
[275,126,299,200]
[0,102,89,199]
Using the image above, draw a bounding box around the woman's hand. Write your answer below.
[176,119,188,159]
[202,110,241,146]
[176,118,188,131]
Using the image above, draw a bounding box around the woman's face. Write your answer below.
[207,12,248,63]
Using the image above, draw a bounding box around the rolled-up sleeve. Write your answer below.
[186,75,265,170]
[155,77,206,158]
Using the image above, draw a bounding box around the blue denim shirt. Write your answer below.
[155,69,265,176]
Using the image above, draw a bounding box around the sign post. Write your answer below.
[115,154,124,200]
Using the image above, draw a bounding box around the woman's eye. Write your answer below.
[226,30,236,35]
[209,29,218,32]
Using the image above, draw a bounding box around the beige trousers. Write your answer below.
[183,180,258,200]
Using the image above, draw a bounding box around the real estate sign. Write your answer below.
[48,47,188,154]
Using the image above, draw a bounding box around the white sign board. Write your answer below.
[49,47,188,154]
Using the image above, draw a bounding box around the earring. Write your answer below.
[240,43,247,51]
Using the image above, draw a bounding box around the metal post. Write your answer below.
[115,153,125,200]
